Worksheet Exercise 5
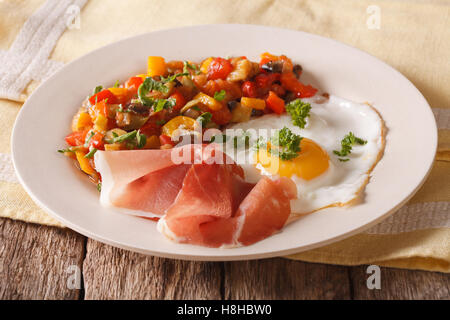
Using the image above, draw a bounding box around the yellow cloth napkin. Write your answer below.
[1,0,449,272]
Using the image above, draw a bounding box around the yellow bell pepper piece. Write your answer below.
[75,151,95,175]
[104,143,122,151]
[241,97,266,110]
[200,57,213,74]
[180,92,223,114]
[147,56,167,77]
[94,114,108,133]
[194,92,223,111]
[73,112,92,131]
[161,116,197,137]
[231,102,252,123]
[144,135,161,149]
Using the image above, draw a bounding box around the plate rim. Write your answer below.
[11,24,438,261]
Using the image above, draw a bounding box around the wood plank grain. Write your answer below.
[0,218,85,300]
[83,239,222,299]
[224,259,351,299]
[350,265,450,299]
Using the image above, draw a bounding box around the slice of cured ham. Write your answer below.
[94,144,202,218]
[159,164,297,248]
[95,143,297,247]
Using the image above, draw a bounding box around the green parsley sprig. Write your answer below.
[333,132,367,161]
[285,99,311,129]
[253,127,303,161]
[269,127,302,160]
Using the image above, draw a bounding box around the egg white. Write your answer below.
[222,95,385,214]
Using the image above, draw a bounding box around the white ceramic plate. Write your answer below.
[12,25,437,260]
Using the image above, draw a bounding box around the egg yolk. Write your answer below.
[256,138,329,180]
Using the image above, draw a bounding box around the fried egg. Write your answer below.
[223,95,385,214]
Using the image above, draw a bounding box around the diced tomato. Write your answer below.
[265,91,285,114]
[88,132,105,150]
[207,57,233,80]
[65,129,89,147]
[280,72,317,98]
[125,76,144,95]
[140,113,164,137]
[159,134,175,146]
[169,90,186,111]
[254,73,280,97]
[270,84,286,97]
[210,105,232,125]
[89,89,118,105]
[241,81,258,98]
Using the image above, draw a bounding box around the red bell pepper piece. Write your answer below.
[88,132,105,150]
[125,76,144,95]
[265,91,285,114]
[88,89,118,105]
[280,72,317,98]
[65,129,89,147]
[159,134,175,146]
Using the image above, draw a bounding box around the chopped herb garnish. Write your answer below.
[113,80,120,88]
[84,148,97,158]
[269,127,302,160]
[136,130,147,149]
[285,99,311,129]
[111,129,146,149]
[192,106,201,112]
[92,85,103,95]
[153,97,176,113]
[333,132,367,161]
[197,112,212,126]
[137,76,178,110]
[214,90,226,101]
[113,130,137,143]
[97,182,102,192]
[84,131,95,147]
[183,61,200,75]
[338,158,350,162]
[139,77,169,96]
[57,147,79,153]
[160,72,189,83]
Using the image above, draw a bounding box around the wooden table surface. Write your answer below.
[1,217,448,300]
